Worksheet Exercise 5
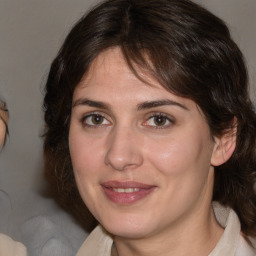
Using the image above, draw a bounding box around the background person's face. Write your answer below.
[69,47,220,240]
[0,107,8,150]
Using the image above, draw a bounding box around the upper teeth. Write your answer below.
[113,188,139,193]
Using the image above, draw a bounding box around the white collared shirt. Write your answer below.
[77,204,256,256]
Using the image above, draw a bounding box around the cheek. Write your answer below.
[145,133,214,215]
[69,128,108,219]
[69,129,105,179]
[145,132,212,178]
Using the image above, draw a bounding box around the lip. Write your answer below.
[101,180,156,204]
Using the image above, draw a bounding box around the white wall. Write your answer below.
[0,1,101,255]
[0,1,255,255]
[197,0,256,101]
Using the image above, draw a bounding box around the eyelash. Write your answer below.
[81,112,111,128]
[80,112,174,129]
[143,112,174,129]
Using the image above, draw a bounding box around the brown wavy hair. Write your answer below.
[43,0,256,236]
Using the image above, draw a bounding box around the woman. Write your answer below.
[43,0,256,255]
[0,99,27,255]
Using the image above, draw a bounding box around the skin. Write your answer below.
[69,47,236,256]
[0,107,8,150]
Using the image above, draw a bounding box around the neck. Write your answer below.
[111,169,224,256]
[112,168,223,256]
[112,206,223,256]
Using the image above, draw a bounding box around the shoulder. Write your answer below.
[0,233,27,256]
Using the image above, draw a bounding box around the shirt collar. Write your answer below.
[209,202,241,256]
[77,203,243,256]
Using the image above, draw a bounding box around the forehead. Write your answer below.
[73,47,201,114]
[76,47,169,96]
[75,48,162,98]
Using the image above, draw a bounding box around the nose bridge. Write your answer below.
[104,124,143,171]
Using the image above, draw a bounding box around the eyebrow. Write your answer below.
[137,100,188,111]
[73,98,110,110]
[72,98,188,111]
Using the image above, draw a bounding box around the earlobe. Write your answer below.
[211,119,237,167]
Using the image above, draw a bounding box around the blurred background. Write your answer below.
[0,0,255,255]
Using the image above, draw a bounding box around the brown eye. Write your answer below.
[153,115,167,126]
[143,113,173,129]
[91,115,104,125]
[83,113,110,127]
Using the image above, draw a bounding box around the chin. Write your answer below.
[98,212,154,239]
[105,225,150,239]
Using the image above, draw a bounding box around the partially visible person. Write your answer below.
[0,98,27,255]
[0,99,8,150]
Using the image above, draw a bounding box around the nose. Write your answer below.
[104,126,143,171]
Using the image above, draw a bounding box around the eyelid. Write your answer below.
[81,111,112,127]
[143,112,175,129]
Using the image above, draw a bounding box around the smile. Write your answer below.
[101,181,156,204]
[113,188,139,193]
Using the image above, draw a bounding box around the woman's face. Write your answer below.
[0,105,8,150]
[69,47,221,239]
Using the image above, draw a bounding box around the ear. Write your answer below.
[211,119,237,167]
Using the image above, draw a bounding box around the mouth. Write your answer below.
[101,181,156,204]
[112,188,139,193]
